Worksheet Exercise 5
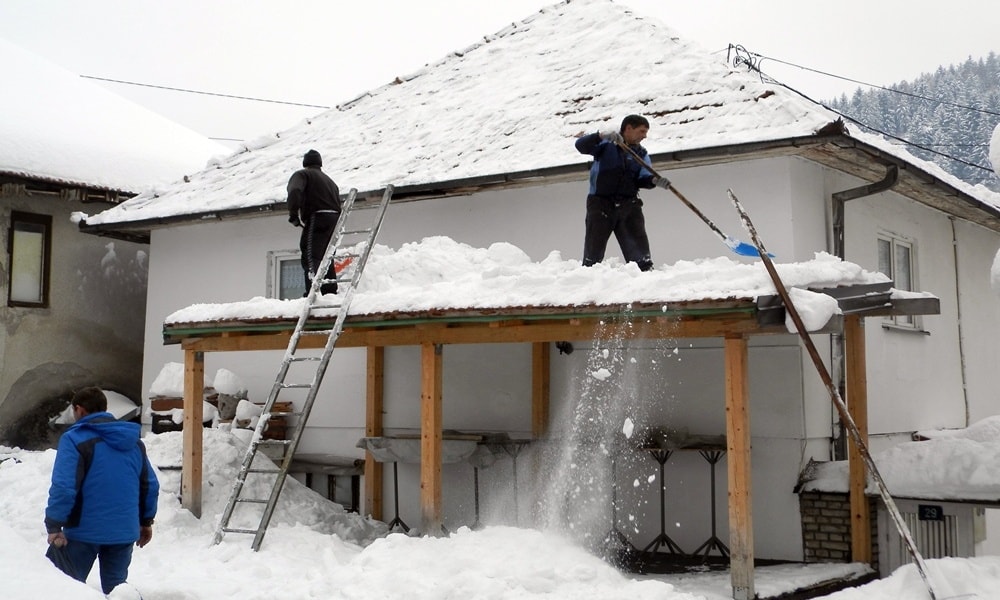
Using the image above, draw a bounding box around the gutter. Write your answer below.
[829,163,898,460]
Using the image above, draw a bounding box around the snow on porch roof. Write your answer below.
[0,37,229,194]
[800,415,1000,503]
[161,237,939,343]
[83,0,846,228]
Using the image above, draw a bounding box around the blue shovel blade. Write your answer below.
[724,236,774,258]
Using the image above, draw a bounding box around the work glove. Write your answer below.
[654,176,671,190]
[599,129,624,145]
[288,214,301,227]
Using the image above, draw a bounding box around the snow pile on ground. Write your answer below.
[3,426,1000,599]
[165,236,892,334]
[802,415,1000,501]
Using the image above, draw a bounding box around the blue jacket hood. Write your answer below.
[72,412,140,451]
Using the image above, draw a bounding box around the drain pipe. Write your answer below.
[829,164,898,460]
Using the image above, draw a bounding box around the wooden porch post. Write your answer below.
[725,334,754,600]
[364,346,385,520]
[844,315,872,563]
[181,348,204,518]
[420,343,444,534]
[531,342,550,438]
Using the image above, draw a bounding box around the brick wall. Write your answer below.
[799,491,878,568]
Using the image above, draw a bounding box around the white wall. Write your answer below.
[843,188,971,437]
[950,219,1000,425]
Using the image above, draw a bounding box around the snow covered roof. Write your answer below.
[800,416,1000,503]
[0,37,229,194]
[80,0,1000,231]
[160,237,941,336]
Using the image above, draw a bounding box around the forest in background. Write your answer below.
[829,52,999,191]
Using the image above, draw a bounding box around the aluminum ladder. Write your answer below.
[213,184,393,550]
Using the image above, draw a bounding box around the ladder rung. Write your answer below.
[236,498,268,504]
[257,439,293,446]
[279,383,312,389]
[247,467,282,474]
[299,330,334,336]
[342,228,373,235]
[289,356,321,363]
[309,300,342,308]
[222,527,260,535]
[266,411,299,418]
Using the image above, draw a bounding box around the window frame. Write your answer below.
[266,249,305,300]
[877,232,920,330]
[7,211,52,308]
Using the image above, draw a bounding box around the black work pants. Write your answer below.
[300,211,340,295]
[582,195,653,271]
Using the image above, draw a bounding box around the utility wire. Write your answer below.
[727,45,996,174]
[758,55,1000,118]
[80,75,331,109]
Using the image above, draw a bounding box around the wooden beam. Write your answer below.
[364,346,385,520]
[420,343,443,534]
[845,315,872,564]
[531,342,550,438]
[177,314,779,353]
[181,349,204,518]
[724,334,754,600]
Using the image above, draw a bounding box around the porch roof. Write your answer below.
[164,284,939,350]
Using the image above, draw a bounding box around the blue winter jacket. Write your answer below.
[575,132,656,199]
[45,412,159,545]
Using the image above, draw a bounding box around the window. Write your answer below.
[267,250,305,300]
[8,211,52,307]
[877,234,917,328]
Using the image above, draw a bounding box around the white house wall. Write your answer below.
[949,219,1000,425]
[842,187,969,442]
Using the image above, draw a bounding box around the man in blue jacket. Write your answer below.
[575,114,670,271]
[45,387,159,594]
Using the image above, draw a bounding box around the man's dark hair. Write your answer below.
[619,114,650,133]
[72,387,108,414]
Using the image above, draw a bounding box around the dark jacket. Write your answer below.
[575,132,656,199]
[287,166,341,224]
[45,412,159,545]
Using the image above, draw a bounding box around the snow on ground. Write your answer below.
[3,424,1000,600]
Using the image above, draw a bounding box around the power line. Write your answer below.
[726,45,996,174]
[80,75,331,109]
[755,54,1000,118]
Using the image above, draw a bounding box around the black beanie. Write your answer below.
[303,149,322,167]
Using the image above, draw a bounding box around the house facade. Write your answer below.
[80,0,1000,570]
[0,37,227,446]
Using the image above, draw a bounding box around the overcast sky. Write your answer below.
[1,0,997,146]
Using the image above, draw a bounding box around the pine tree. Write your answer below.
[830,54,1000,191]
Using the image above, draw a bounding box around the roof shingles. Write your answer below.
[84,0,838,226]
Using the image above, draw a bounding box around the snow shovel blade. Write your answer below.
[723,235,772,258]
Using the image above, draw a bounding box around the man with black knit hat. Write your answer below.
[287,149,342,295]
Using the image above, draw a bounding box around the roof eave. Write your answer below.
[78,131,1000,238]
